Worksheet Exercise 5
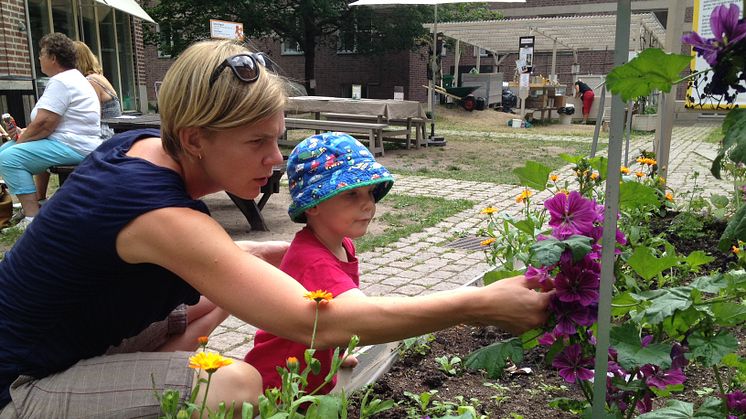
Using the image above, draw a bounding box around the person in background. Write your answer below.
[0,33,101,229]
[574,79,595,124]
[245,132,391,395]
[0,39,552,418]
[74,41,121,138]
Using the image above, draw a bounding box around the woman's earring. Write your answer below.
[198,154,203,160]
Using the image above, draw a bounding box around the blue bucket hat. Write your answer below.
[287,132,394,223]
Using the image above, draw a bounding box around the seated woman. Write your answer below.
[0,33,102,229]
[74,41,122,139]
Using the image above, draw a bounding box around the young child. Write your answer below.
[244,132,394,395]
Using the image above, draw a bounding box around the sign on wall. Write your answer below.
[210,19,245,41]
[686,0,745,109]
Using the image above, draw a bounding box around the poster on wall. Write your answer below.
[210,19,245,41]
[518,36,534,74]
[686,0,745,109]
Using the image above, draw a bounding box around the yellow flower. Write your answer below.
[480,238,496,246]
[516,189,533,203]
[305,289,334,303]
[665,192,673,202]
[620,166,630,175]
[549,174,558,182]
[286,356,299,369]
[636,157,644,163]
[480,207,498,215]
[658,177,666,185]
[188,352,233,373]
[590,172,599,180]
[635,171,645,178]
[733,246,741,255]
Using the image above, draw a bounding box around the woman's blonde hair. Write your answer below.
[73,41,102,75]
[158,40,287,159]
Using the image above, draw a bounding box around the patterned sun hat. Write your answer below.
[287,132,394,223]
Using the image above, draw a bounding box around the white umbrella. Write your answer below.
[349,0,525,141]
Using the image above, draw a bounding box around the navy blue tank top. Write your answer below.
[0,129,207,407]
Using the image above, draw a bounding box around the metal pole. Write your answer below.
[592,1,630,417]
[454,40,461,86]
[551,39,557,80]
[625,100,633,166]
[429,3,438,139]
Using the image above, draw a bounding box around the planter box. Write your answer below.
[632,114,658,131]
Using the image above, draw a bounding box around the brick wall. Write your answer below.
[0,0,32,79]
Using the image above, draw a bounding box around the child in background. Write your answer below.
[245,132,394,395]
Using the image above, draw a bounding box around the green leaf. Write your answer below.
[559,153,584,165]
[529,236,564,266]
[636,398,724,419]
[709,194,729,209]
[610,323,672,370]
[589,156,608,180]
[684,251,715,270]
[606,48,691,101]
[713,109,746,178]
[511,218,536,236]
[688,331,738,367]
[611,291,640,317]
[627,246,680,281]
[483,269,524,285]
[619,181,660,210]
[690,273,729,294]
[512,160,553,191]
[304,395,343,419]
[563,235,594,261]
[711,302,746,326]
[635,287,693,324]
[719,203,746,252]
[464,337,523,379]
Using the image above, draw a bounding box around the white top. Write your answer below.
[31,69,102,155]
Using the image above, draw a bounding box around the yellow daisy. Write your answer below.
[480,207,498,215]
[480,238,496,246]
[188,352,233,373]
[305,290,334,303]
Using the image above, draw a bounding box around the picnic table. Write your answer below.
[102,115,285,232]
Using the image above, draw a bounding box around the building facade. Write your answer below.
[0,0,149,125]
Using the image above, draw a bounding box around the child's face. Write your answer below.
[310,185,377,239]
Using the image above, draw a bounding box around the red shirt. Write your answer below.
[244,227,359,394]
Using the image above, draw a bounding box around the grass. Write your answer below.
[354,194,474,253]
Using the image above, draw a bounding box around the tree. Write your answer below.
[145,1,502,95]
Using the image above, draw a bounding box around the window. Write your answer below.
[156,24,174,58]
[337,17,372,54]
[473,47,489,57]
[281,40,303,56]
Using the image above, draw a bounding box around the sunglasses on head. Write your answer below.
[208,52,269,87]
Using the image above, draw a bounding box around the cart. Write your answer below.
[423,85,480,111]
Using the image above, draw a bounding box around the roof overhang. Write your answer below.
[425,13,665,54]
[95,0,155,24]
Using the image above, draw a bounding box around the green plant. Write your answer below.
[435,355,462,375]
[358,387,396,419]
[399,333,435,357]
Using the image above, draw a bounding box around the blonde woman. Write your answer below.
[0,39,553,417]
[74,41,122,136]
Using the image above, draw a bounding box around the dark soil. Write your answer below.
[346,212,739,418]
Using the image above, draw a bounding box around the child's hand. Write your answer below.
[340,354,358,369]
[235,240,289,267]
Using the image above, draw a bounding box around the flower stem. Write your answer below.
[624,393,640,419]
[310,303,320,350]
[713,365,726,396]
[672,69,711,85]
[199,372,213,419]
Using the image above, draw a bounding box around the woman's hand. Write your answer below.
[235,240,289,268]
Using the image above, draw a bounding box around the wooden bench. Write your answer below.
[283,117,388,156]
[48,163,286,232]
[321,113,427,149]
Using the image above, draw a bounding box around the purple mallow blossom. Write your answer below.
[525,265,553,288]
[545,191,598,239]
[727,390,746,413]
[550,298,597,336]
[555,266,600,306]
[682,4,746,66]
[552,344,594,383]
[639,365,686,390]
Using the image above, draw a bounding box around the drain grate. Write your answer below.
[445,235,485,251]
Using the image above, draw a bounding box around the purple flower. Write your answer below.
[545,191,598,239]
[726,390,746,413]
[552,344,594,383]
[682,4,746,66]
[526,265,553,288]
[640,365,686,390]
[551,298,596,336]
[636,392,653,414]
[538,331,557,346]
[555,266,600,306]
[670,343,689,370]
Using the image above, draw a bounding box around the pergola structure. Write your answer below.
[426,13,666,83]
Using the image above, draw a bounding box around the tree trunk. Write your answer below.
[302,8,316,96]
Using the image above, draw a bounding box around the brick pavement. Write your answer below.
[208,122,730,360]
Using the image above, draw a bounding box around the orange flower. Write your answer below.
[635,171,645,178]
[590,172,599,180]
[516,189,533,203]
[665,192,673,202]
[305,290,333,303]
[188,352,233,373]
[620,166,630,175]
[197,336,209,346]
[733,246,741,255]
[549,174,558,182]
[286,356,299,369]
[480,238,496,246]
[480,206,498,215]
